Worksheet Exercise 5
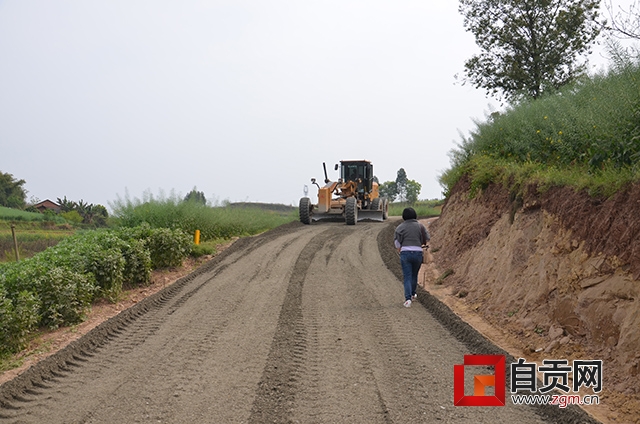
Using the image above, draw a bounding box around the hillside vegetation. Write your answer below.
[440,61,640,198]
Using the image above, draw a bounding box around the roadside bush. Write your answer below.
[114,223,191,269]
[119,238,152,287]
[0,223,193,356]
[147,227,192,268]
[75,230,152,289]
[0,287,39,355]
[38,234,125,302]
[32,267,94,328]
[1,259,95,328]
[190,243,215,258]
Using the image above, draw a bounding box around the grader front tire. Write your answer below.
[345,197,358,225]
[299,197,312,225]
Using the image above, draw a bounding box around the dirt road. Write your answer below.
[0,219,597,423]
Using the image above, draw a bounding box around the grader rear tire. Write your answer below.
[370,198,380,211]
[345,197,358,225]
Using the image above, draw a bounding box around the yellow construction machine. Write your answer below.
[299,160,388,225]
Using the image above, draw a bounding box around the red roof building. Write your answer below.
[33,199,61,213]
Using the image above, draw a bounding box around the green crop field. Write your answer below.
[0,206,45,221]
[387,200,443,218]
[0,221,74,263]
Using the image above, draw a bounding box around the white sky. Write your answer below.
[0,1,634,208]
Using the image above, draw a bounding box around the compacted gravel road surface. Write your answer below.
[0,219,597,423]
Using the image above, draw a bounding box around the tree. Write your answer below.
[55,196,109,226]
[61,210,83,224]
[77,201,95,224]
[92,205,109,226]
[378,181,398,202]
[56,196,77,213]
[395,168,408,202]
[0,171,27,209]
[184,187,207,205]
[459,0,601,101]
[75,201,108,226]
[605,0,640,40]
[405,180,422,205]
[378,168,422,203]
[75,199,90,216]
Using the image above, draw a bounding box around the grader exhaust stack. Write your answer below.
[299,160,388,225]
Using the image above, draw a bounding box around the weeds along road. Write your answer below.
[0,219,597,423]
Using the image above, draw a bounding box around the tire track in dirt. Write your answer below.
[306,224,441,423]
[0,239,246,414]
[0,220,602,423]
[0,224,317,423]
[248,226,341,423]
[0,259,240,420]
[293,227,404,423]
[291,226,395,424]
[377,219,601,424]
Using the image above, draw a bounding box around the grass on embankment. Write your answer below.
[440,60,640,198]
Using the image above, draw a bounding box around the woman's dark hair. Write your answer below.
[402,207,417,220]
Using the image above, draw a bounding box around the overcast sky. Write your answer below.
[0,1,633,208]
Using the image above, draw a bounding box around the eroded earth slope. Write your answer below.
[429,178,640,424]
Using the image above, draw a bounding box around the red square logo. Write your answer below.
[454,355,506,406]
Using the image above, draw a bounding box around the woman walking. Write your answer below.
[394,207,430,307]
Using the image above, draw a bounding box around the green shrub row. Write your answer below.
[0,225,192,355]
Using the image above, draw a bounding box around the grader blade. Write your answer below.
[311,213,346,222]
[356,210,385,222]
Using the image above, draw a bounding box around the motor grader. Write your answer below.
[299,160,388,225]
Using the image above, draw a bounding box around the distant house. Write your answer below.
[33,199,61,213]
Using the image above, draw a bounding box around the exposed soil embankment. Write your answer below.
[429,177,640,423]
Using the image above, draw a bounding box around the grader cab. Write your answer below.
[299,160,388,225]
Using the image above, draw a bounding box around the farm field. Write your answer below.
[0,222,74,263]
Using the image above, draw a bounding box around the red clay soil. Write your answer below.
[537,183,640,279]
[434,176,640,277]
